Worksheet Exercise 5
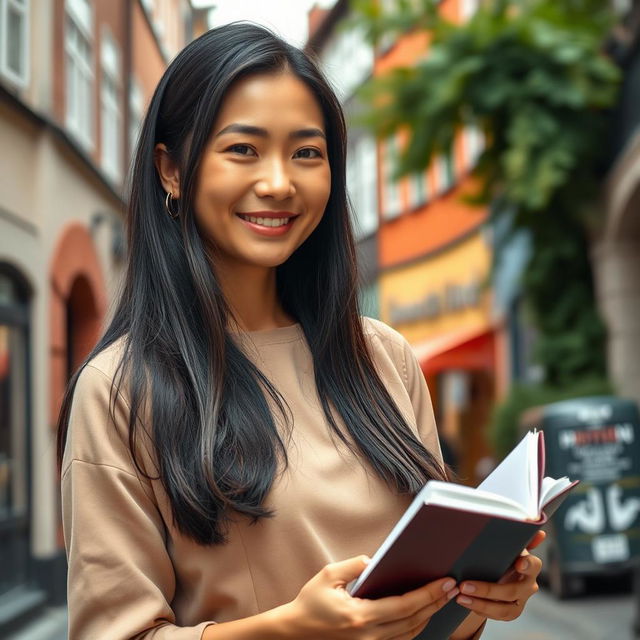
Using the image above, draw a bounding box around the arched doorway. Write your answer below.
[65,275,100,379]
[49,223,107,428]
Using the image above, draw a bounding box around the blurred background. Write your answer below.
[1,0,640,638]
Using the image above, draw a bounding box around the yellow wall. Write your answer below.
[379,231,493,344]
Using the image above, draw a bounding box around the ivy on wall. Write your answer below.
[352,0,620,389]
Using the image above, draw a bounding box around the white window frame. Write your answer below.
[436,147,455,194]
[65,0,94,151]
[464,123,485,169]
[100,27,121,182]
[382,135,402,220]
[348,135,379,239]
[357,135,379,236]
[409,170,429,209]
[0,0,30,88]
[128,75,144,164]
[378,0,397,53]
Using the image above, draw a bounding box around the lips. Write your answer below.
[235,211,299,236]
[237,214,292,228]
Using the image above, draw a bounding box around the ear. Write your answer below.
[154,143,181,198]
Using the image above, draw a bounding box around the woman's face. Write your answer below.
[194,71,331,272]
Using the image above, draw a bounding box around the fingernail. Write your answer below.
[442,579,456,592]
[458,595,473,605]
[447,587,460,600]
[520,559,529,571]
[461,583,476,594]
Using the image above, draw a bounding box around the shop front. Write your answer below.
[380,230,501,484]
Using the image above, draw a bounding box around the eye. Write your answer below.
[226,144,256,156]
[294,147,322,159]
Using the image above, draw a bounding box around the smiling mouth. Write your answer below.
[236,214,297,228]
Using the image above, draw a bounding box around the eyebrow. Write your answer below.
[215,123,326,140]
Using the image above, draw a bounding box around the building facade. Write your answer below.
[306,0,518,482]
[372,0,508,483]
[306,0,380,317]
[0,0,200,631]
[309,0,640,484]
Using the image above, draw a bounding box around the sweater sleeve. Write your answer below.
[61,364,216,640]
[399,335,444,469]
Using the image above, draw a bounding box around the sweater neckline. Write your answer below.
[231,323,304,347]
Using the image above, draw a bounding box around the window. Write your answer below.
[464,123,485,169]
[65,0,94,150]
[0,0,29,86]
[382,135,402,220]
[409,170,429,209]
[437,147,455,194]
[150,0,176,56]
[347,135,378,239]
[100,28,121,181]
[322,26,373,102]
[0,268,30,598]
[129,76,144,165]
[378,0,397,52]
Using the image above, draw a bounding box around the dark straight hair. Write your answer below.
[57,22,446,544]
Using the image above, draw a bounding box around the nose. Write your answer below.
[254,158,295,200]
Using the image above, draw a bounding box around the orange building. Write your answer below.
[376,0,507,483]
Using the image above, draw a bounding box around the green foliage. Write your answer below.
[354,0,620,212]
[352,0,621,385]
[490,377,613,458]
[523,206,607,386]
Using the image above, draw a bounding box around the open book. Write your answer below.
[348,430,578,639]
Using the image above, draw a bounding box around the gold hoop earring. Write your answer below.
[165,191,179,219]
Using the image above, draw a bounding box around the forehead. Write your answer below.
[213,72,325,132]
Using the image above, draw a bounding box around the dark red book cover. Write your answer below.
[350,504,546,639]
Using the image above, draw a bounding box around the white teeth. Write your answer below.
[240,215,291,227]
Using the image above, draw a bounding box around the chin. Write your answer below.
[235,250,292,269]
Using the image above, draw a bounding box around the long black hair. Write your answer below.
[57,22,446,545]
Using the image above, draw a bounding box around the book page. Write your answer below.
[477,431,538,518]
[540,476,574,508]
[426,481,532,520]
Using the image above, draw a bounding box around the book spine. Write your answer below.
[420,518,540,640]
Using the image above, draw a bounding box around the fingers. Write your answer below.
[375,590,454,639]
[460,555,541,601]
[360,577,459,625]
[526,530,546,550]
[319,555,371,586]
[455,594,524,621]
[455,554,541,621]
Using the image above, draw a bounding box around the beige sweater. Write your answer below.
[62,318,453,639]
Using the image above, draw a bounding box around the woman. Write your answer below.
[58,23,541,639]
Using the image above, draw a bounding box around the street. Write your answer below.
[484,579,636,640]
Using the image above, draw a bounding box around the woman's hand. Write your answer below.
[451,530,545,638]
[281,555,459,640]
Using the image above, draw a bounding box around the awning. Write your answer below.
[412,326,495,375]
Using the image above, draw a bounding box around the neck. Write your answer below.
[215,262,294,332]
